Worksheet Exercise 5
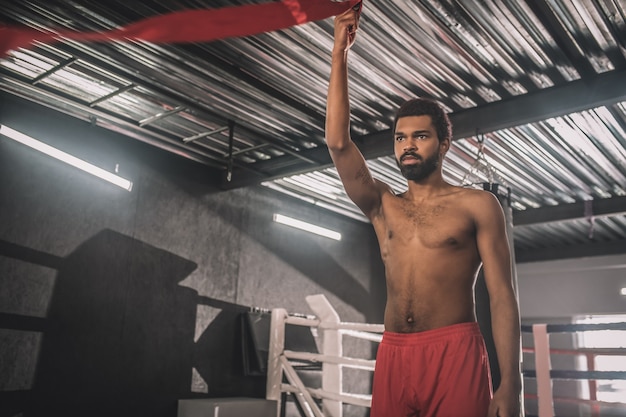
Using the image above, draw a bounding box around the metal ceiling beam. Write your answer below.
[515,239,626,263]
[450,68,626,140]
[28,44,316,166]
[526,0,598,79]
[351,68,626,160]
[221,146,331,188]
[0,77,225,168]
[222,68,626,189]
[31,57,78,85]
[513,196,626,226]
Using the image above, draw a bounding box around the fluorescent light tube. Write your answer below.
[1,125,133,191]
[273,214,341,241]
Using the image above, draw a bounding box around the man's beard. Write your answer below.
[396,151,440,181]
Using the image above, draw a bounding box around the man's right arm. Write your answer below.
[326,8,384,218]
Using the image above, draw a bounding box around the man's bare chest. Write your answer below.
[376,199,476,250]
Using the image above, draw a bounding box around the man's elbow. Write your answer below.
[326,138,350,153]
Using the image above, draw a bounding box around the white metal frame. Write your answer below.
[266,294,383,417]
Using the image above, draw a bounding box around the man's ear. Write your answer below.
[440,138,451,156]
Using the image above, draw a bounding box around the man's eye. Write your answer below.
[395,136,404,141]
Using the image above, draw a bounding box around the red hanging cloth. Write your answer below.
[0,0,362,56]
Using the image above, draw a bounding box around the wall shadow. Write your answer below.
[1,231,287,417]
[192,309,266,399]
[18,229,199,417]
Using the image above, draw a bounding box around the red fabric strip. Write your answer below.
[0,0,361,57]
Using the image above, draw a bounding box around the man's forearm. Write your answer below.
[491,294,522,389]
[325,50,351,151]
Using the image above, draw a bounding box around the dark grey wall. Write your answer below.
[0,95,386,417]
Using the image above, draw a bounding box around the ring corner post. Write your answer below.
[267,308,288,417]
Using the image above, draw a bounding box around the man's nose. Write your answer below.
[403,139,417,151]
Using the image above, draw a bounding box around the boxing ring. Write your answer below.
[264,294,626,417]
[523,322,626,417]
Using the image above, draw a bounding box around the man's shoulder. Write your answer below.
[455,186,499,200]
[443,186,503,216]
[381,184,492,201]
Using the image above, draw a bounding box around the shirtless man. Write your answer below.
[325,7,522,417]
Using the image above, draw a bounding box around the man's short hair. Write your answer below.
[393,98,452,143]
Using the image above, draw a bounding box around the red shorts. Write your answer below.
[370,322,492,417]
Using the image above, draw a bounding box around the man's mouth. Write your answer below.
[401,154,421,164]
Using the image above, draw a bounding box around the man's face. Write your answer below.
[395,147,440,181]
[394,115,447,181]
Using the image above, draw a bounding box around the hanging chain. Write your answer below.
[460,132,507,188]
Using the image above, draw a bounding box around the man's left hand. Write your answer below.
[488,385,521,417]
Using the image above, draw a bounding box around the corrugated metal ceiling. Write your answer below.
[0,0,625,262]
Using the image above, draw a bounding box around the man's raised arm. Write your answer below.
[325,7,384,218]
